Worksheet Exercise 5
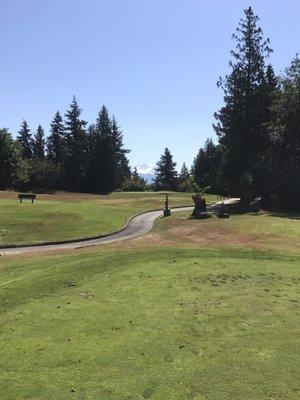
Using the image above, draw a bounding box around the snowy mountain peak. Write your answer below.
[136,163,155,175]
[135,163,156,183]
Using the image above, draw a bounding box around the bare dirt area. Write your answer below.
[119,212,300,254]
[132,224,257,249]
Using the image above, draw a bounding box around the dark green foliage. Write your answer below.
[180,163,190,180]
[185,7,299,210]
[155,148,177,190]
[268,56,300,210]
[111,116,131,187]
[88,108,130,194]
[192,139,223,194]
[89,106,115,193]
[47,111,65,165]
[122,168,147,191]
[214,7,273,205]
[178,163,197,192]
[209,7,299,210]
[17,120,33,159]
[33,125,45,159]
[1,97,131,194]
[63,96,88,191]
[254,64,278,207]
[0,129,24,189]
[29,159,60,191]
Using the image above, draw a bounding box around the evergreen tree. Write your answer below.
[47,111,65,165]
[17,120,33,159]
[180,163,190,180]
[254,64,278,206]
[269,55,300,209]
[33,125,45,159]
[178,163,194,192]
[122,167,146,191]
[64,97,88,191]
[155,147,177,190]
[87,124,96,158]
[84,124,96,191]
[0,129,24,189]
[192,138,223,193]
[111,116,131,186]
[214,7,273,206]
[90,106,115,193]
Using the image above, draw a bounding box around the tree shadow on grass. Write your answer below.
[267,212,300,220]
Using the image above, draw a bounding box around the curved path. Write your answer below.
[0,199,238,256]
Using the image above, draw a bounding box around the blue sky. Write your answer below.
[1,0,299,169]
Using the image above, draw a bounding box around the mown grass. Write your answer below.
[0,246,299,399]
[0,191,217,246]
[0,203,299,399]
[149,210,300,253]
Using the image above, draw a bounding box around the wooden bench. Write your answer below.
[18,193,36,203]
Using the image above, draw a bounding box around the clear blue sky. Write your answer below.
[0,0,299,169]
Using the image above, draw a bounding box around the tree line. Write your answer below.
[0,97,131,193]
[153,7,300,211]
[1,7,298,210]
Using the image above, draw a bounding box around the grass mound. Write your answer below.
[0,247,299,399]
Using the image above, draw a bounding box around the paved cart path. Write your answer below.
[0,198,239,256]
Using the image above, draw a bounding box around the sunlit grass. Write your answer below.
[0,247,299,399]
[0,191,217,245]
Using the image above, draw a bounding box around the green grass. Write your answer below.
[0,247,299,399]
[0,191,217,246]
[1,204,299,399]
[152,210,300,253]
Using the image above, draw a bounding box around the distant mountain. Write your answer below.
[136,163,155,183]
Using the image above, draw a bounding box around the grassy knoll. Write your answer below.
[0,207,299,399]
[0,191,217,246]
[0,246,299,399]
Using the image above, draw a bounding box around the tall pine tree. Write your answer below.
[155,147,177,190]
[111,116,131,187]
[17,120,33,159]
[192,138,223,193]
[214,7,273,206]
[90,106,115,193]
[269,56,300,209]
[180,163,190,180]
[33,125,45,159]
[47,111,65,165]
[64,97,88,191]
[0,129,24,189]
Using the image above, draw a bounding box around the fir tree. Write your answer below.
[90,106,115,193]
[192,138,222,193]
[0,129,23,189]
[33,125,45,159]
[214,6,273,205]
[64,97,88,191]
[254,64,278,206]
[122,167,146,191]
[180,163,190,180]
[269,55,300,209]
[17,120,33,159]
[111,116,131,186]
[87,124,96,157]
[47,111,65,165]
[155,147,177,190]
